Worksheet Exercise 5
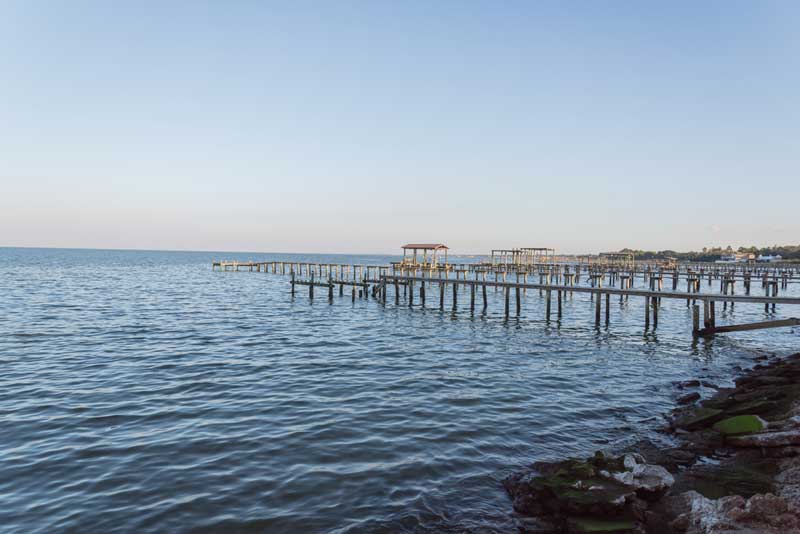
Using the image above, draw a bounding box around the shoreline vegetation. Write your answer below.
[504,352,800,533]
[614,245,800,263]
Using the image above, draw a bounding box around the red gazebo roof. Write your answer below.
[402,243,448,250]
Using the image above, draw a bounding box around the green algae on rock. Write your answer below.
[712,415,767,435]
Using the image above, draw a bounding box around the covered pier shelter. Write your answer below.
[401,243,449,268]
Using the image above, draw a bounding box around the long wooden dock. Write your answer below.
[212,257,800,337]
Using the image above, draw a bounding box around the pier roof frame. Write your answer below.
[490,247,556,267]
[402,243,449,251]
[401,243,449,268]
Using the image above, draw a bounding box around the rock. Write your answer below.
[729,429,800,448]
[677,392,701,405]
[670,459,776,499]
[712,415,768,436]
[503,458,635,518]
[514,516,558,533]
[664,448,697,467]
[669,513,689,531]
[601,453,674,498]
[566,516,638,533]
[739,492,790,518]
[626,440,697,471]
[677,380,701,389]
[737,375,792,388]
[724,398,780,417]
[701,380,719,389]
[731,387,786,404]
[675,490,799,534]
[672,407,724,431]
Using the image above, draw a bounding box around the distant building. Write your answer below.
[717,253,755,263]
[756,254,782,263]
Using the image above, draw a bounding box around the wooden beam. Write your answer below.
[697,318,800,336]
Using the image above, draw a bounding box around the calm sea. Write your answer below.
[2,248,798,533]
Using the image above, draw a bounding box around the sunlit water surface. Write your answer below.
[1,248,798,533]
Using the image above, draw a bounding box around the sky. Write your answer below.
[1,1,798,255]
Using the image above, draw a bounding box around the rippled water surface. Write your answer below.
[2,248,798,533]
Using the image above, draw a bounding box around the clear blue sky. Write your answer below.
[2,1,798,254]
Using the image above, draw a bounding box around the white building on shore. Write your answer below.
[756,254,783,263]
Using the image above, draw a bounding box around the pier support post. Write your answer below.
[710,300,716,329]
[652,296,658,328]
[504,287,510,318]
[440,282,445,310]
[595,292,601,326]
[692,305,700,335]
[453,282,458,310]
[470,283,475,312]
[545,289,551,320]
[515,287,521,316]
[557,290,562,318]
[644,296,650,330]
[605,292,610,325]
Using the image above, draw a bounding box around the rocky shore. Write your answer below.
[504,352,800,533]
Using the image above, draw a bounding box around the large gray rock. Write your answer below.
[671,490,799,533]
[601,453,674,497]
[728,430,800,448]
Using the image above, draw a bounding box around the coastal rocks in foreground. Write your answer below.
[505,353,800,533]
[503,451,672,533]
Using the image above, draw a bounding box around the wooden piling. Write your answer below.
[652,296,658,328]
[470,283,475,312]
[595,292,601,326]
[557,290,562,318]
[546,289,551,320]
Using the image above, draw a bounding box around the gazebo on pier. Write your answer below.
[401,243,449,268]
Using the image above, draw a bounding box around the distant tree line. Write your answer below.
[616,245,800,263]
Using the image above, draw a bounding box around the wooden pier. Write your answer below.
[212,251,800,338]
[376,274,800,337]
